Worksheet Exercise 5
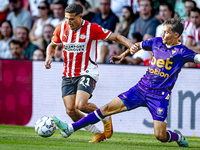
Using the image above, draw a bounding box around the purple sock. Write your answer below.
[167,130,179,142]
[72,109,103,131]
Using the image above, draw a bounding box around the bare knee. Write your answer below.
[76,104,87,112]
[154,131,167,142]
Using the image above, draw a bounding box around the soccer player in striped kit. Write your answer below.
[51,17,200,147]
[44,3,133,142]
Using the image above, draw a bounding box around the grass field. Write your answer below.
[0,125,200,150]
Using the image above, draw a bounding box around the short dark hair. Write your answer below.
[65,3,83,15]
[9,39,22,47]
[185,0,197,8]
[191,7,200,15]
[54,0,68,9]
[163,17,184,37]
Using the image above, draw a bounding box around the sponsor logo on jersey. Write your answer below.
[148,57,173,78]
[63,43,85,52]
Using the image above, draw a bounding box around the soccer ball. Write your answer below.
[35,116,56,137]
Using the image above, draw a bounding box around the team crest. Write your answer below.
[79,34,86,39]
[157,108,165,115]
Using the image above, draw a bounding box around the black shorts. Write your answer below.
[62,75,96,98]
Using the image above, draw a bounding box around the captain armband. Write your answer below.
[194,54,200,64]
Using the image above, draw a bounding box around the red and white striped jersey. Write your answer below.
[187,22,200,45]
[182,20,193,45]
[52,20,112,81]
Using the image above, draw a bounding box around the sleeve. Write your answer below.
[90,23,112,40]
[182,47,197,62]
[141,38,157,51]
[51,23,62,45]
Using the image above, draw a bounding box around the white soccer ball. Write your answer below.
[35,116,56,137]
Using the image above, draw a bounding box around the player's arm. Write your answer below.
[107,33,133,51]
[110,40,142,63]
[44,42,57,69]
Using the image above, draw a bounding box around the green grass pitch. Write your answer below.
[0,125,200,150]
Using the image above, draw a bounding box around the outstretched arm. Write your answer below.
[44,42,57,69]
[110,42,142,63]
[107,33,133,50]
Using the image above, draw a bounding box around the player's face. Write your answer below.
[65,13,82,30]
[162,24,177,45]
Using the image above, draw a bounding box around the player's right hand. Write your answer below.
[44,58,52,69]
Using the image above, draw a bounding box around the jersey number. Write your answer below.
[80,77,90,87]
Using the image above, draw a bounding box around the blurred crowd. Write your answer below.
[0,0,200,68]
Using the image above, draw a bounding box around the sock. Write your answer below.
[102,116,110,123]
[84,124,102,134]
[167,130,180,142]
[72,109,103,131]
[79,110,102,134]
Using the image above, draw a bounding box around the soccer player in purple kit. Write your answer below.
[51,17,200,147]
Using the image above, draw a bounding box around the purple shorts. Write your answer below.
[118,84,170,122]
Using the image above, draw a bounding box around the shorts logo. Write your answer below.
[122,94,127,98]
[157,108,165,116]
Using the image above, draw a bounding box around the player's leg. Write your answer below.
[51,96,127,137]
[51,85,144,138]
[63,94,84,122]
[76,75,113,139]
[146,92,188,147]
[71,96,127,132]
[154,120,188,147]
[75,90,105,142]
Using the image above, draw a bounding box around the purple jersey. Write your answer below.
[138,37,196,91]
